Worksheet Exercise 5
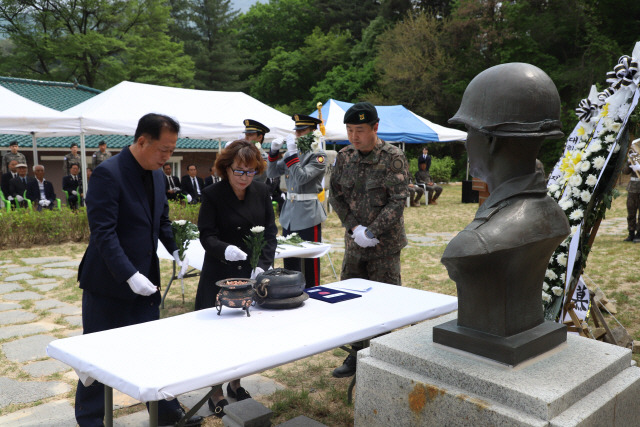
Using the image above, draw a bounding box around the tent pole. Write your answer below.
[31,133,38,165]
[80,133,88,189]
[466,158,469,181]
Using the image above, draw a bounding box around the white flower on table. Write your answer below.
[251,226,265,234]
[174,219,187,226]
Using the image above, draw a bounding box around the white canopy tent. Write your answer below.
[0,86,81,164]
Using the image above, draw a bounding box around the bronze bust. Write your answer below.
[433,63,570,365]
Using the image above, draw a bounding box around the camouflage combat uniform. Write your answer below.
[329,138,409,285]
[2,152,27,173]
[622,163,640,234]
[92,150,112,169]
[63,152,81,175]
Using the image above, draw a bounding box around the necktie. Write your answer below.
[193,178,199,194]
[22,177,26,185]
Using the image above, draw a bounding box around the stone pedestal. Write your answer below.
[354,313,640,427]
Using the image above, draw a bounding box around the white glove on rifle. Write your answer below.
[126,272,158,296]
[225,245,247,262]
[352,225,380,248]
[16,195,23,202]
[285,134,297,156]
[270,138,284,154]
[251,267,264,280]
[172,250,190,279]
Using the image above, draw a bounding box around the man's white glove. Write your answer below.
[251,267,264,280]
[126,272,158,296]
[38,199,46,206]
[631,164,640,172]
[43,199,51,206]
[225,245,247,261]
[270,137,284,153]
[172,250,190,278]
[7,195,13,201]
[285,134,297,156]
[16,195,23,202]
[186,194,193,203]
[72,190,77,196]
[352,225,380,248]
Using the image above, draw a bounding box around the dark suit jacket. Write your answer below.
[164,174,182,200]
[1,171,16,197]
[78,146,178,302]
[204,175,220,187]
[26,179,56,205]
[9,175,34,198]
[195,179,277,310]
[181,175,204,202]
[62,174,83,194]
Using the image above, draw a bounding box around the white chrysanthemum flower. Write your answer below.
[556,253,567,267]
[542,292,552,303]
[603,117,615,129]
[288,232,298,238]
[614,143,621,153]
[588,140,602,153]
[568,174,582,187]
[551,286,564,296]
[174,219,187,226]
[586,174,598,186]
[251,226,265,233]
[579,161,590,172]
[581,150,590,160]
[571,225,579,235]
[542,282,550,291]
[560,238,569,247]
[592,156,606,170]
[580,190,591,203]
[559,198,573,211]
[611,122,622,132]
[560,273,566,282]
[554,190,561,199]
[548,184,560,193]
[569,209,584,221]
[572,187,581,198]
[604,134,616,143]
[313,129,323,138]
[545,269,558,280]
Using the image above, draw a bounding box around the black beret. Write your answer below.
[70,142,78,148]
[9,140,18,146]
[243,119,270,134]
[98,140,106,145]
[344,102,379,124]
[292,114,322,130]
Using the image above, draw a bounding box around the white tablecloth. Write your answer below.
[157,239,331,271]
[46,279,457,402]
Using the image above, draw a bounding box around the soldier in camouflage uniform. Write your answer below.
[622,159,640,242]
[267,114,327,288]
[92,141,112,169]
[2,141,27,174]
[63,143,82,175]
[329,102,409,378]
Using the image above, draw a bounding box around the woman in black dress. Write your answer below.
[195,140,277,417]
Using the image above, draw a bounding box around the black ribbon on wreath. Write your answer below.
[597,87,616,104]
[605,55,638,90]
[575,98,598,122]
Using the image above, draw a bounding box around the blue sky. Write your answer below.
[231,0,265,13]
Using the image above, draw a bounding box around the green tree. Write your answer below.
[0,0,194,89]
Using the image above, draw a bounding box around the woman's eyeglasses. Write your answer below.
[231,169,257,177]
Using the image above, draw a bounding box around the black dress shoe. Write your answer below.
[227,383,252,401]
[158,407,203,426]
[208,397,228,418]
[332,354,357,378]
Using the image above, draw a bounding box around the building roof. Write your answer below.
[0,76,222,150]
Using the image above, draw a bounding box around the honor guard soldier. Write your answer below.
[2,141,27,174]
[63,142,82,175]
[243,119,270,184]
[267,114,327,288]
[622,159,640,242]
[92,140,112,169]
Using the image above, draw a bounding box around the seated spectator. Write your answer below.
[163,163,183,201]
[27,165,56,211]
[63,164,84,210]
[1,159,18,198]
[408,177,425,207]
[415,162,442,205]
[181,164,204,203]
[204,165,221,187]
[8,163,32,208]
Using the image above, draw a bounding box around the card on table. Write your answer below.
[304,286,362,303]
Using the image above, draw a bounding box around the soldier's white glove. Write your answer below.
[186,194,193,203]
[225,245,247,262]
[270,138,284,153]
[285,134,297,156]
[7,195,13,201]
[72,190,77,196]
[126,272,158,296]
[631,164,640,172]
[251,267,264,280]
[172,250,190,279]
[352,225,380,248]
[16,195,23,202]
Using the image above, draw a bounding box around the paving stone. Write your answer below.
[34,299,67,310]
[0,302,21,312]
[64,329,83,337]
[0,400,77,426]
[2,291,44,301]
[40,268,76,278]
[50,305,82,316]
[2,334,56,363]
[0,310,38,326]
[0,377,71,409]
[4,266,36,274]
[0,263,18,269]
[22,359,72,377]
[0,323,56,340]
[3,273,34,281]
[25,277,57,285]
[64,315,82,326]
[41,260,81,268]
[0,283,23,294]
[20,256,70,265]
[0,260,11,265]
[33,283,60,292]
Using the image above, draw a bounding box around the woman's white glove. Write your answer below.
[172,250,190,278]
[251,267,264,279]
[126,272,158,296]
[225,245,247,261]
[270,138,284,153]
[285,134,297,156]
[352,225,379,248]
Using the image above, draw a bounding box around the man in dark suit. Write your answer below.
[75,113,201,427]
[8,163,32,208]
[1,159,18,198]
[162,163,183,201]
[26,165,57,210]
[181,164,204,203]
[418,146,432,172]
[204,165,221,187]
[62,163,84,210]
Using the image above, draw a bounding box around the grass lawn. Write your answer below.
[0,182,637,426]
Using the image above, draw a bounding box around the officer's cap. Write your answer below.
[292,114,322,130]
[15,163,27,168]
[98,140,106,146]
[243,119,270,134]
[344,102,379,125]
[70,142,78,148]
[9,140,18,146]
